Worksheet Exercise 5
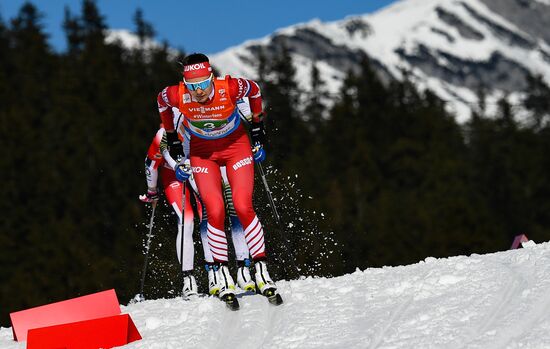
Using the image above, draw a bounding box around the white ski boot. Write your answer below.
[217,265,237,298]
[217,264,239,310]
[182,274,198,298]
[254,260,283,305]
[205,264,220,296]
[254,260,277,295]
[236,259,256,292]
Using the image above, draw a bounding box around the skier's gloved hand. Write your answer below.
[252,143,266,163]
[250,120,266,162]
[139,188,159,203]
[166,131,184,162]
[175,159,192,182]
[250,121,266,146]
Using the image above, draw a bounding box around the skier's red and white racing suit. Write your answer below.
[157,75,267,263]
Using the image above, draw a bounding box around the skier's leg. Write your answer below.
[229,209,255,291]
[221,166,251,260]
[191,180,221,295]
[164,177,195,271]
[226,152,266,261]
[189,157,227,262]
[188,177,214,264]
[220,167,255,291]
[190,157,236,298]
[163,172,197,296]
[225,137,278,294]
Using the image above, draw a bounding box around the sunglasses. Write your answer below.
[184,74,213,91]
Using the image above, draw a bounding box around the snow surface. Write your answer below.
[2,241,550,348]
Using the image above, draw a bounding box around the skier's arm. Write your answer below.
[230,81,266,162]
[159,131,177,170]
[157,86,180,131]
[157,86,184,160]
[140,129,165,203]
[228,77,263,123]
[160,129,192,182]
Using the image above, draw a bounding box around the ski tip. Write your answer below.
[128,293,145,305]
[222,294,240,311]
[268,293,284,306]
[227,302,240,311]
[263,289,284,306]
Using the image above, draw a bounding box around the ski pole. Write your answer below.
[256,162,300,277]
[135,200,158,302]
[257,163,281,222]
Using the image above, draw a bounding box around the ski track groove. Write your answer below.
[368,295,414,349]
[475,277,519,335]
[213,291,282,348]
[206,296,239,348]
[367,268,435,349]
[456,259,529,349]
[489,285,550,349]
[482,259,550,349]
[257,295,281,348]
[244,292,272,348]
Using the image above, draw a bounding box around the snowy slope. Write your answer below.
[2,241,550,348]
[210,0,550,122]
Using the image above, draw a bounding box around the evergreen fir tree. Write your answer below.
[133,8,156,44]
[81,0,106,48]
[523,74,550,128]
[261,42,304,168]
[62,6,83,53]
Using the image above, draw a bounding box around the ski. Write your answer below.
[262,288,284,306]
[221,293,240,311]
[182,293,209,301]
[184,293,239,311]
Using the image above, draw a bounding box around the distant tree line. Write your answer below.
[1,0,550,326]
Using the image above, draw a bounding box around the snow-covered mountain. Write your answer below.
[105,29,181,61]
[2,241,550,348]
[211,0,550,122]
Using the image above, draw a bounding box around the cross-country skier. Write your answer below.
[157,53,281,307]
[139,121,255,298]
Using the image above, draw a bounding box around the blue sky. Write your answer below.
[0,0,397,54]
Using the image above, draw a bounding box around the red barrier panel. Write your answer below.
[26,314,141,349]
[510,234,529,249]
[10,289,121,341]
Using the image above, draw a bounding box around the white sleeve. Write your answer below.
[236,97,252,123]
[173,108,191,159]
[183,131,190,159]
[144,158,159,190]
[162,149,178,170]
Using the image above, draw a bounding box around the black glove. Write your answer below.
[250,121,266,147]
[166,131,184,161]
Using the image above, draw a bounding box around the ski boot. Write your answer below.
[205,263,220,296]
[182,272,198,299]
[236,258,256,292]
[217,264,239,311]
[254,260,283,306]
